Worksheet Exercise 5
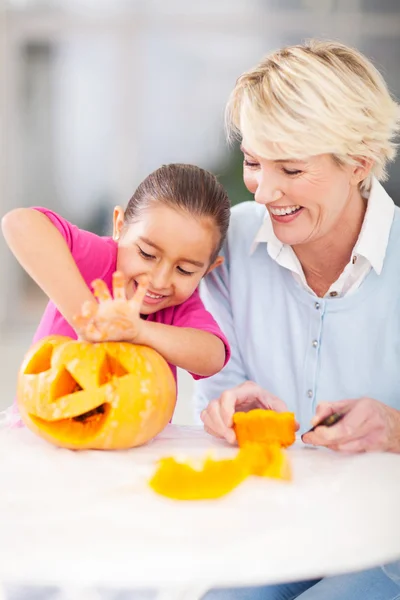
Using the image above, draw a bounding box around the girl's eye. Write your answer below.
[138,246,155,260]
[282,168,302,176]
[243,158,260,169]
[177,266,195,276]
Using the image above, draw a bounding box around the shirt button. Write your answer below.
[352,255,357,264]
[314,302,320,310]
[312,340,318,348]
[307,389,313,398]
[330,291,338,297]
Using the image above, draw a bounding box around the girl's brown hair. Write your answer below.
[124,163,230,261]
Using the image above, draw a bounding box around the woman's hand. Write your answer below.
[200,381,295,444]
[73,271,148,343]
[302,398,400,453]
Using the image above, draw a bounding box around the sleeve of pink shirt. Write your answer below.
[171,289,231,380]
[32,207,116,286]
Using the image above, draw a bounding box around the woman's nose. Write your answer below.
[254,175,283,205]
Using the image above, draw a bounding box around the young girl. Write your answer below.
[2,164,231,401]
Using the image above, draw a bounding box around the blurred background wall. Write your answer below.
[1,0,400,422]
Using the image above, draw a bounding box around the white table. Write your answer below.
[0,424,399,600]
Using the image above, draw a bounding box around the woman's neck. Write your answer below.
[293,189,367,297]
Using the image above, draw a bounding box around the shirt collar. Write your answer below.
[250,177,395,275]
[353,178,394,274]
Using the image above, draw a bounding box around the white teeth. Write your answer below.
[146,291,164,299]
[270,205,301,216]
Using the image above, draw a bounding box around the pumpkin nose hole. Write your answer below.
[51,368,82,401]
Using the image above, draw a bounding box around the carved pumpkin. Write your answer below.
[233,409,296,448]
[17,335,176,450]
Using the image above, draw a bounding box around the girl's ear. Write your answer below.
[206,255,224,274]
[113,206,125,241]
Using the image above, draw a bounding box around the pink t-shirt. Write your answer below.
[30,207,230,386]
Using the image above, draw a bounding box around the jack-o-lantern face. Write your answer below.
[17,336,176,450]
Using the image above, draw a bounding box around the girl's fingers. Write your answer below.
[85,320,106,342]
[72,315,104,342]
[72,314,91,330]
[112,271,127,301]
[130,276,149,311]
[92,279,112,303]
[81,300,98,318]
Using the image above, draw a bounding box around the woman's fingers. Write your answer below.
[201,401,237,444]
[310,400,354,427]
[201,382,294,444]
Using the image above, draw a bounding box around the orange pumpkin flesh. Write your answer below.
[238,443,292,481]
[150,409,294,500]
[149,456,249,500]
[17,335,176,450]
[233,409,296,448]
[149,445,291,500]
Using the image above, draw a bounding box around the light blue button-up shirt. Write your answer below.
[194,182,400,432]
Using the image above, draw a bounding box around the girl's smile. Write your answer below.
[114,202,222,314]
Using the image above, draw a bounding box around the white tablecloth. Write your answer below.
[0,424,399,598]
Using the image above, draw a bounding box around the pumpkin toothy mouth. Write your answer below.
[72,404,106,422]
[29,402,112,442]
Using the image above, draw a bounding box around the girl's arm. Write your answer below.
[1,208,95,325]
[73,275,229,377]
[135,321,226,377]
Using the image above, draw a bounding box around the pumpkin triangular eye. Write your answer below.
[95,353,129,386]
[23,340,54,375]
[105,353,129,378]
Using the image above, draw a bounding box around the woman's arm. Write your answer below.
[2,208,95,325]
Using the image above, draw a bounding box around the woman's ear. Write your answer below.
[350,157,374,186]
[206,255,224,274]
[113,206,125,241]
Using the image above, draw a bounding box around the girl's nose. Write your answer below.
[150,264,171,292]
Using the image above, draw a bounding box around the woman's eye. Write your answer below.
[138,247,155,260]
[177,266,194,276]
[282,168,302,176]
[244,158,260,168]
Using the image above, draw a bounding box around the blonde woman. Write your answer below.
[197,40,400,599]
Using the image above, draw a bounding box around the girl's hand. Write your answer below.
[73,271,148,343]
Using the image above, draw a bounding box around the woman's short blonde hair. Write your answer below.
[226,39,400,192]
